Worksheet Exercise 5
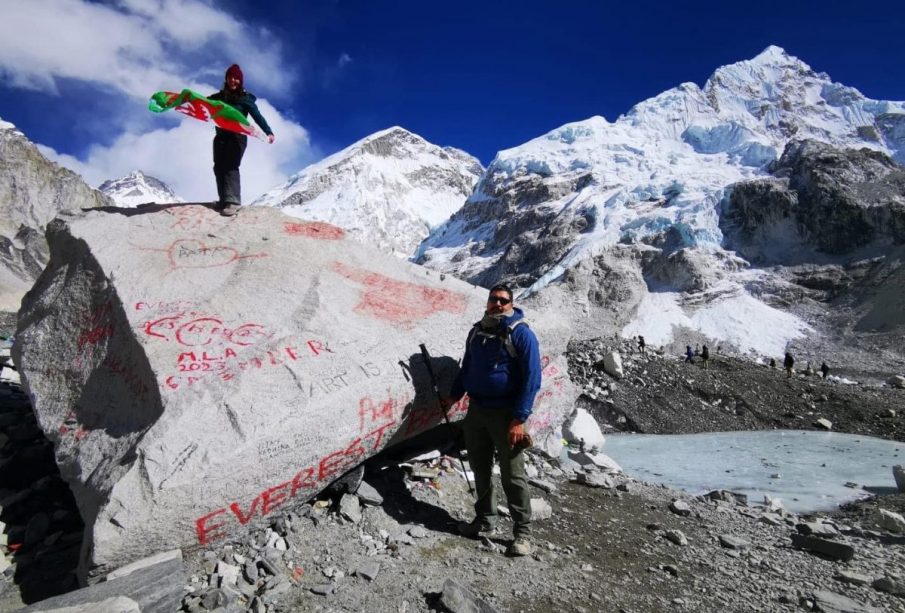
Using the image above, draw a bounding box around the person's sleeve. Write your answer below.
[247,97,273,136]
[209,92,222,101]
[512,327,542,423]
[449,335,470,401]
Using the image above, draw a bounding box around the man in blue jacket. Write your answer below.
[444,284,542,556]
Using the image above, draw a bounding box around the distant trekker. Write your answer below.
[685,345,694,364]
[784,352,795,378]
[701,345,710,369]
[821,361,830,379]
[770,357,776,369]
[638,335,646,355]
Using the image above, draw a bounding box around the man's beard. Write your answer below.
[480,312,506,329]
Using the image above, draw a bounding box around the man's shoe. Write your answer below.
[507,536,533,556]
[220,203,240,217]
[458,520,493,539]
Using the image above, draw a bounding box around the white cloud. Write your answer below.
[0,0,313,201]
[40,100,316,203]
[0,0,293,98]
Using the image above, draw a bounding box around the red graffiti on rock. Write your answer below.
[330,262,467,326]
[194,419,397,545]
[283,221,345,240]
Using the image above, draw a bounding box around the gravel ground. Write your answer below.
[1,340,904,612]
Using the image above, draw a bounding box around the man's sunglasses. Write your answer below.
[487,296,511,305]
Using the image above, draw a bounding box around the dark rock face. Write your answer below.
[722,139,905,263]
[424,171,594,289]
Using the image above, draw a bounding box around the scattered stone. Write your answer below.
[797,521,839,537]
[408,525,428,539]
[669,500,691,517]
[718,535,749,550]
[438,578,500,613]
[876,508,905,533]
[834,570,872,586]
[410,467,440,480]
[894,465,905,493]
[872,575,905,597]
[356,480,384,506]
[887,375,905,389]
[573,472,613,489]
[791,534,855,562]
[567,451,622,472]
[310,584,335,596]
[531,498,553,521]
[18,548,184,612]
[664,530,688,546]
[702,490,748,506]
[339,493,362,524]
[355,561,380,582]
[811,589,878,613]
[814,418,833,430]
[214,561,239,587]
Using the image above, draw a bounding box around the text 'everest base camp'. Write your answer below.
[11,204,574,579]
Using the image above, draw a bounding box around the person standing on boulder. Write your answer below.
[210,64,275,217]
[442,283,542,557]
[784,351,795,378]
[685,345,694,364]
[701,344,710,369]
[821,361,830,379]
[637,335,646,355]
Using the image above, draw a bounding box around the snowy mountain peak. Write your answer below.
[98,170,183,207]
[252,126,484,257]
[416,46,905,359]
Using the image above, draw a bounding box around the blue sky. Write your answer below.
[1,0,904,201]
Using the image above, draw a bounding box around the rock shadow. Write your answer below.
[0,382,83,605]
[85,201,219,217]
[364,423,465,536]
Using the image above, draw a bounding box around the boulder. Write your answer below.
[888,375,905,389]
[562,408,605,451]
[601,352,624,379]
[893,465,905,493]
[14,205,575,578]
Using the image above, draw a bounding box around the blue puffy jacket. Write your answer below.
[450,308,542,423]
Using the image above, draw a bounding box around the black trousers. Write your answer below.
[213,131,247,205]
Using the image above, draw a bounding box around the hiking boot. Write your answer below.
[458,520,493,539]
[507,536,533,557]
[220,203,240,217]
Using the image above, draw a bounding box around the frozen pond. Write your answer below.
[601,430,904,513]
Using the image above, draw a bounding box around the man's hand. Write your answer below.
[268,134,275,144]
[508,419,530,449]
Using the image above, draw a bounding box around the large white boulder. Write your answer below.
[563,408,605,451]
[14,204,574,578]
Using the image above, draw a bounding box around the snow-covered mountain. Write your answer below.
[98,170,183,207]
[251,127,483,257]
[415,46,905,364]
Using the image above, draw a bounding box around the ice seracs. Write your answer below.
[415,46,905,358]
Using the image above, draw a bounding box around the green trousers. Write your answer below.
[462,404,532,536]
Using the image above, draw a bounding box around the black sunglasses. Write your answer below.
[488,296,511,305]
